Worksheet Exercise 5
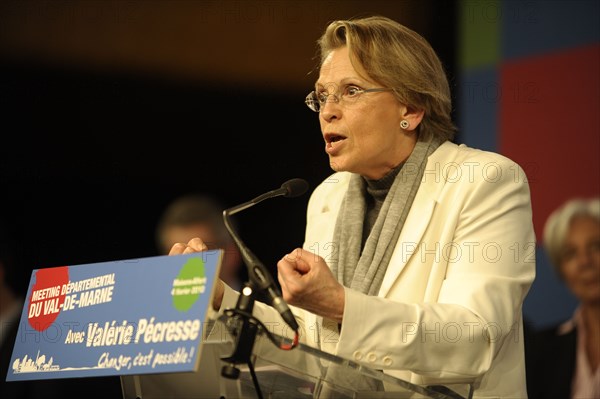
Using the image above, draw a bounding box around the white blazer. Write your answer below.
[219,141,536,398]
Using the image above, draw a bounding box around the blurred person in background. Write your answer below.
[156,193,245,290]
[526,197,600,398]
[0,219,27,398]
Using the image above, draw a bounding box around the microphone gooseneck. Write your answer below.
[225,178,309,216]
[222,178,308,332]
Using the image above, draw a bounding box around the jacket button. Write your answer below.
[383,356,393,366]
[353,351,363,361]
[366,353,377,363]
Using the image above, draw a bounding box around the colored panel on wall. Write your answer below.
[456,66,498,151]
[502,0,600,60]
[458,0,600,331]
[499,43,600,240]
[458,0,500,68]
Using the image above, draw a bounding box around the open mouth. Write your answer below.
[324,133,346,144]
[324,133,346,154]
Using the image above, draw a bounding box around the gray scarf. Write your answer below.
[330,137,441,295]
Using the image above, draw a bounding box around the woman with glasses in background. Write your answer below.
[172,15,535,398]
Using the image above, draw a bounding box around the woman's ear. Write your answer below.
[399,105,424,131]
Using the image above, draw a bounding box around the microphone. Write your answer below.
[225,178,309,216]
[222,178,309,332]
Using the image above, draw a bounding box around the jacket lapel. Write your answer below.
[305,142,459,299]
[378,141,457,297]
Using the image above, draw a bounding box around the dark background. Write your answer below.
[0,1,457,287]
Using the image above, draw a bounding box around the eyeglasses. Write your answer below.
[305,85,393,112]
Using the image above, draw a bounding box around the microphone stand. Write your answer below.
[219,282,261,379]
[219,214,261,384]
[218,179,307,397]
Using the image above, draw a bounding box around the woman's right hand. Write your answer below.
[168,237,225,310]
[168,237,208,255]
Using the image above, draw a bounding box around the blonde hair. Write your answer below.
[543,197,600,276]
[317,15,456,142]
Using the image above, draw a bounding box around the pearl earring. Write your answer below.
[400,120,410,129]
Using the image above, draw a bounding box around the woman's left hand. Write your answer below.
[277,248,345,323]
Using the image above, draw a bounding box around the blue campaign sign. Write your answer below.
[6,250,222,381]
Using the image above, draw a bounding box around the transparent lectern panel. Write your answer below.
[121,312,472,399]
[216,312,472,399]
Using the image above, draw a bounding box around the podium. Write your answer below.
[121,314,473,399]
[5,253,473,398]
